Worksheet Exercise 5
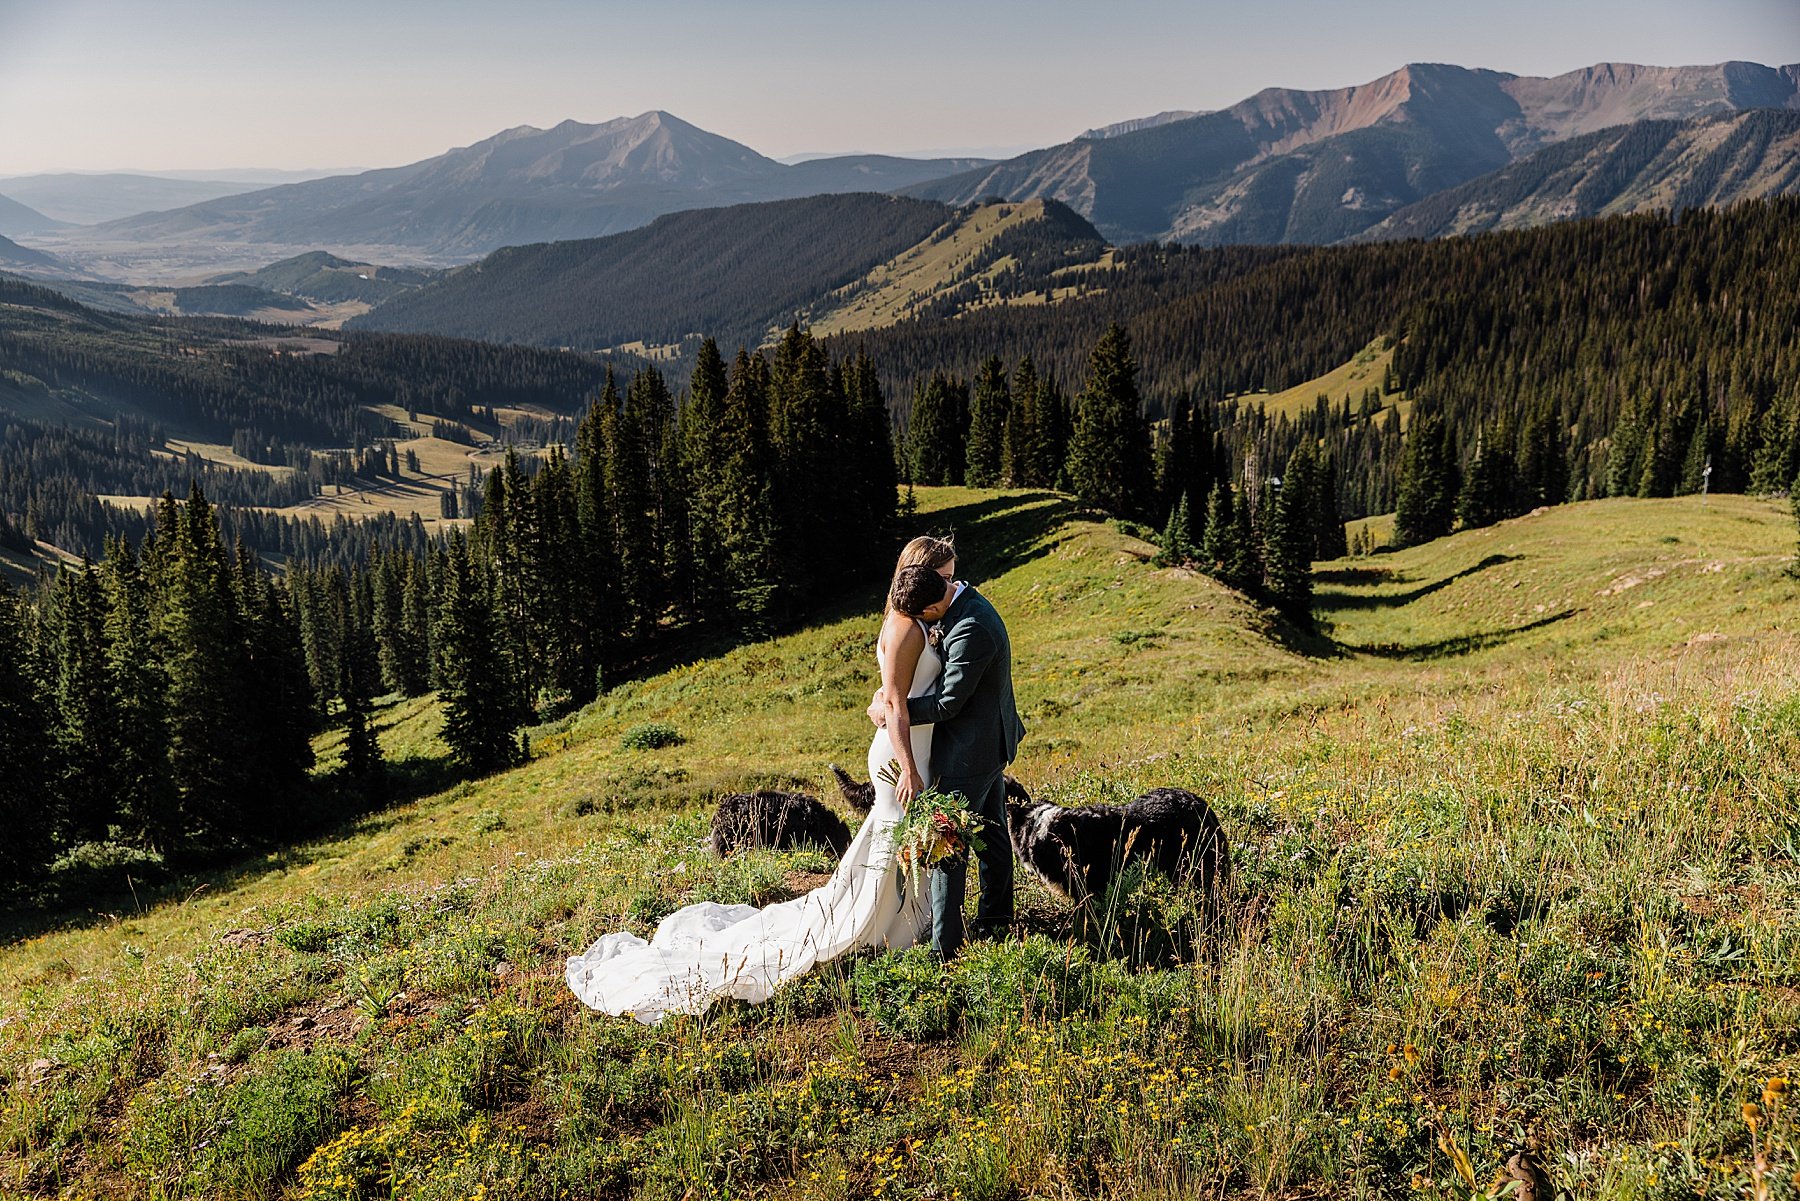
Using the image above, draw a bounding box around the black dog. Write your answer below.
[708,790,853,858]
[1006,786,1230,905]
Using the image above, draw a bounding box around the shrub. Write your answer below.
[952,935,1100,1026]
[621,722,684,750]
[852,948,960,1040]
[46,841,168,895]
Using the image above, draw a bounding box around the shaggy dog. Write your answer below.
[708,790,853,858]
[1005,786,1230,905]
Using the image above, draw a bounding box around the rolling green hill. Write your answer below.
[351,193,958,352]
[207,251,439,307]
[2,488,1796,1199]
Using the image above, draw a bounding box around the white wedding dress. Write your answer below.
[565,628,940,1023]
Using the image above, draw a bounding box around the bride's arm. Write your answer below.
[878,612,928,807]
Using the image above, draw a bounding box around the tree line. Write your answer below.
[0,326,897,889]
[902,322,1340,621]
[841,198,1800,531]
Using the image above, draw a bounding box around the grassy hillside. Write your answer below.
[1234,336,1405,423]
[3,489,1798,1199]
[806,200,1109,337]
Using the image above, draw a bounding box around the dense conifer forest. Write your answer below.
[0,276,651,558]
[351,193,955,351]
[845,198,1800,526]
[0,328,898,887]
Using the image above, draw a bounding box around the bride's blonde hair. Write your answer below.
[885,535,956,615]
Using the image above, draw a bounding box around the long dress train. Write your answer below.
[565,631,940,1023]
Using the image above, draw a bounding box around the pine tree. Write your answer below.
[843,352,899,576]
[529,449,588,707]
[719,349,779,633]
[1154,492,1195,567]
[1263,453,1315,622]
[1226,486,1266,598]
[909,374,966,486]
[336,565,383,790]
[680,338,732,628]
[965,356,1010,487]
[573,379,620,683]
[1678,418,1711,495]
[245,571,317,820]
[1065,323,1152,518]
[0,579,53,885]
[1311,449,1349,559]
[1000,357,1036,486]
[1456,428,1508,531]
[101,538,175,850]
[48,562,120,844]
[159,485,256,850]
[1038,375,1072,490]
[1393,409,1459,547]
[768,326,835,599]
[434,531,526,775]
[604,376,658,641]
[1517,409,1570,508]
[1200,481,1236,574]
[1155,394,1213,526]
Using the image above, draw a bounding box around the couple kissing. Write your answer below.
[566,536,1025,1024]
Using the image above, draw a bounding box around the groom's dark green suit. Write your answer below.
[906,584,1025,959]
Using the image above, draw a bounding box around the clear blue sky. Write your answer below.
[1,0,1795,175]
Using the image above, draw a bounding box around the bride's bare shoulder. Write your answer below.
[879,609,925,648]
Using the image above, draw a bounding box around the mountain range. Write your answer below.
[1360,108,1800,240]
[9,58,1800,279]
[80,113,991,257]
[906,60,1800,244]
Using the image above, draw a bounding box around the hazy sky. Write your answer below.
[1,0,1796,176]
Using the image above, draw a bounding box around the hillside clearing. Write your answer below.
[2,489,1797,1200]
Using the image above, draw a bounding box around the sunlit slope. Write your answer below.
[1233,335,1406,423]
[1317,494,1798,663]
[7,489,1795,990]
[5,489,1800,1199]
[805,200,1111,336]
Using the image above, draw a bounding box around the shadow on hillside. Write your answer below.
[923,491,1073,582]
[1264,612,1351,660]
[1315,553,1523,612]
[1313,565,1400,586]
[1343,608,1582,661]
[0,745,470,949]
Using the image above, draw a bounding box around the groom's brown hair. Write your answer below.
[890,565,949,617]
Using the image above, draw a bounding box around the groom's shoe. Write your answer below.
[965,919,1012,945]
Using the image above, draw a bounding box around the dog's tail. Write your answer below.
[830,764,875,811]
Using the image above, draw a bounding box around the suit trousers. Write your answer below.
[928,767,1014,959]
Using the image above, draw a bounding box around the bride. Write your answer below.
[565,537,959,1023]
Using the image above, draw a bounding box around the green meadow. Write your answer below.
[3,487,1798,1200]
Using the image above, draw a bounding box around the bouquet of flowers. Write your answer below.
[877,759,987,884]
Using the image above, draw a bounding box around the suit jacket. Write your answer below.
[906,584,1025,781]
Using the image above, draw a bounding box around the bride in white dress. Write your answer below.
[566,539,958,1023]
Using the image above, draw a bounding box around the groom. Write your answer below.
[876,565,1026,960]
